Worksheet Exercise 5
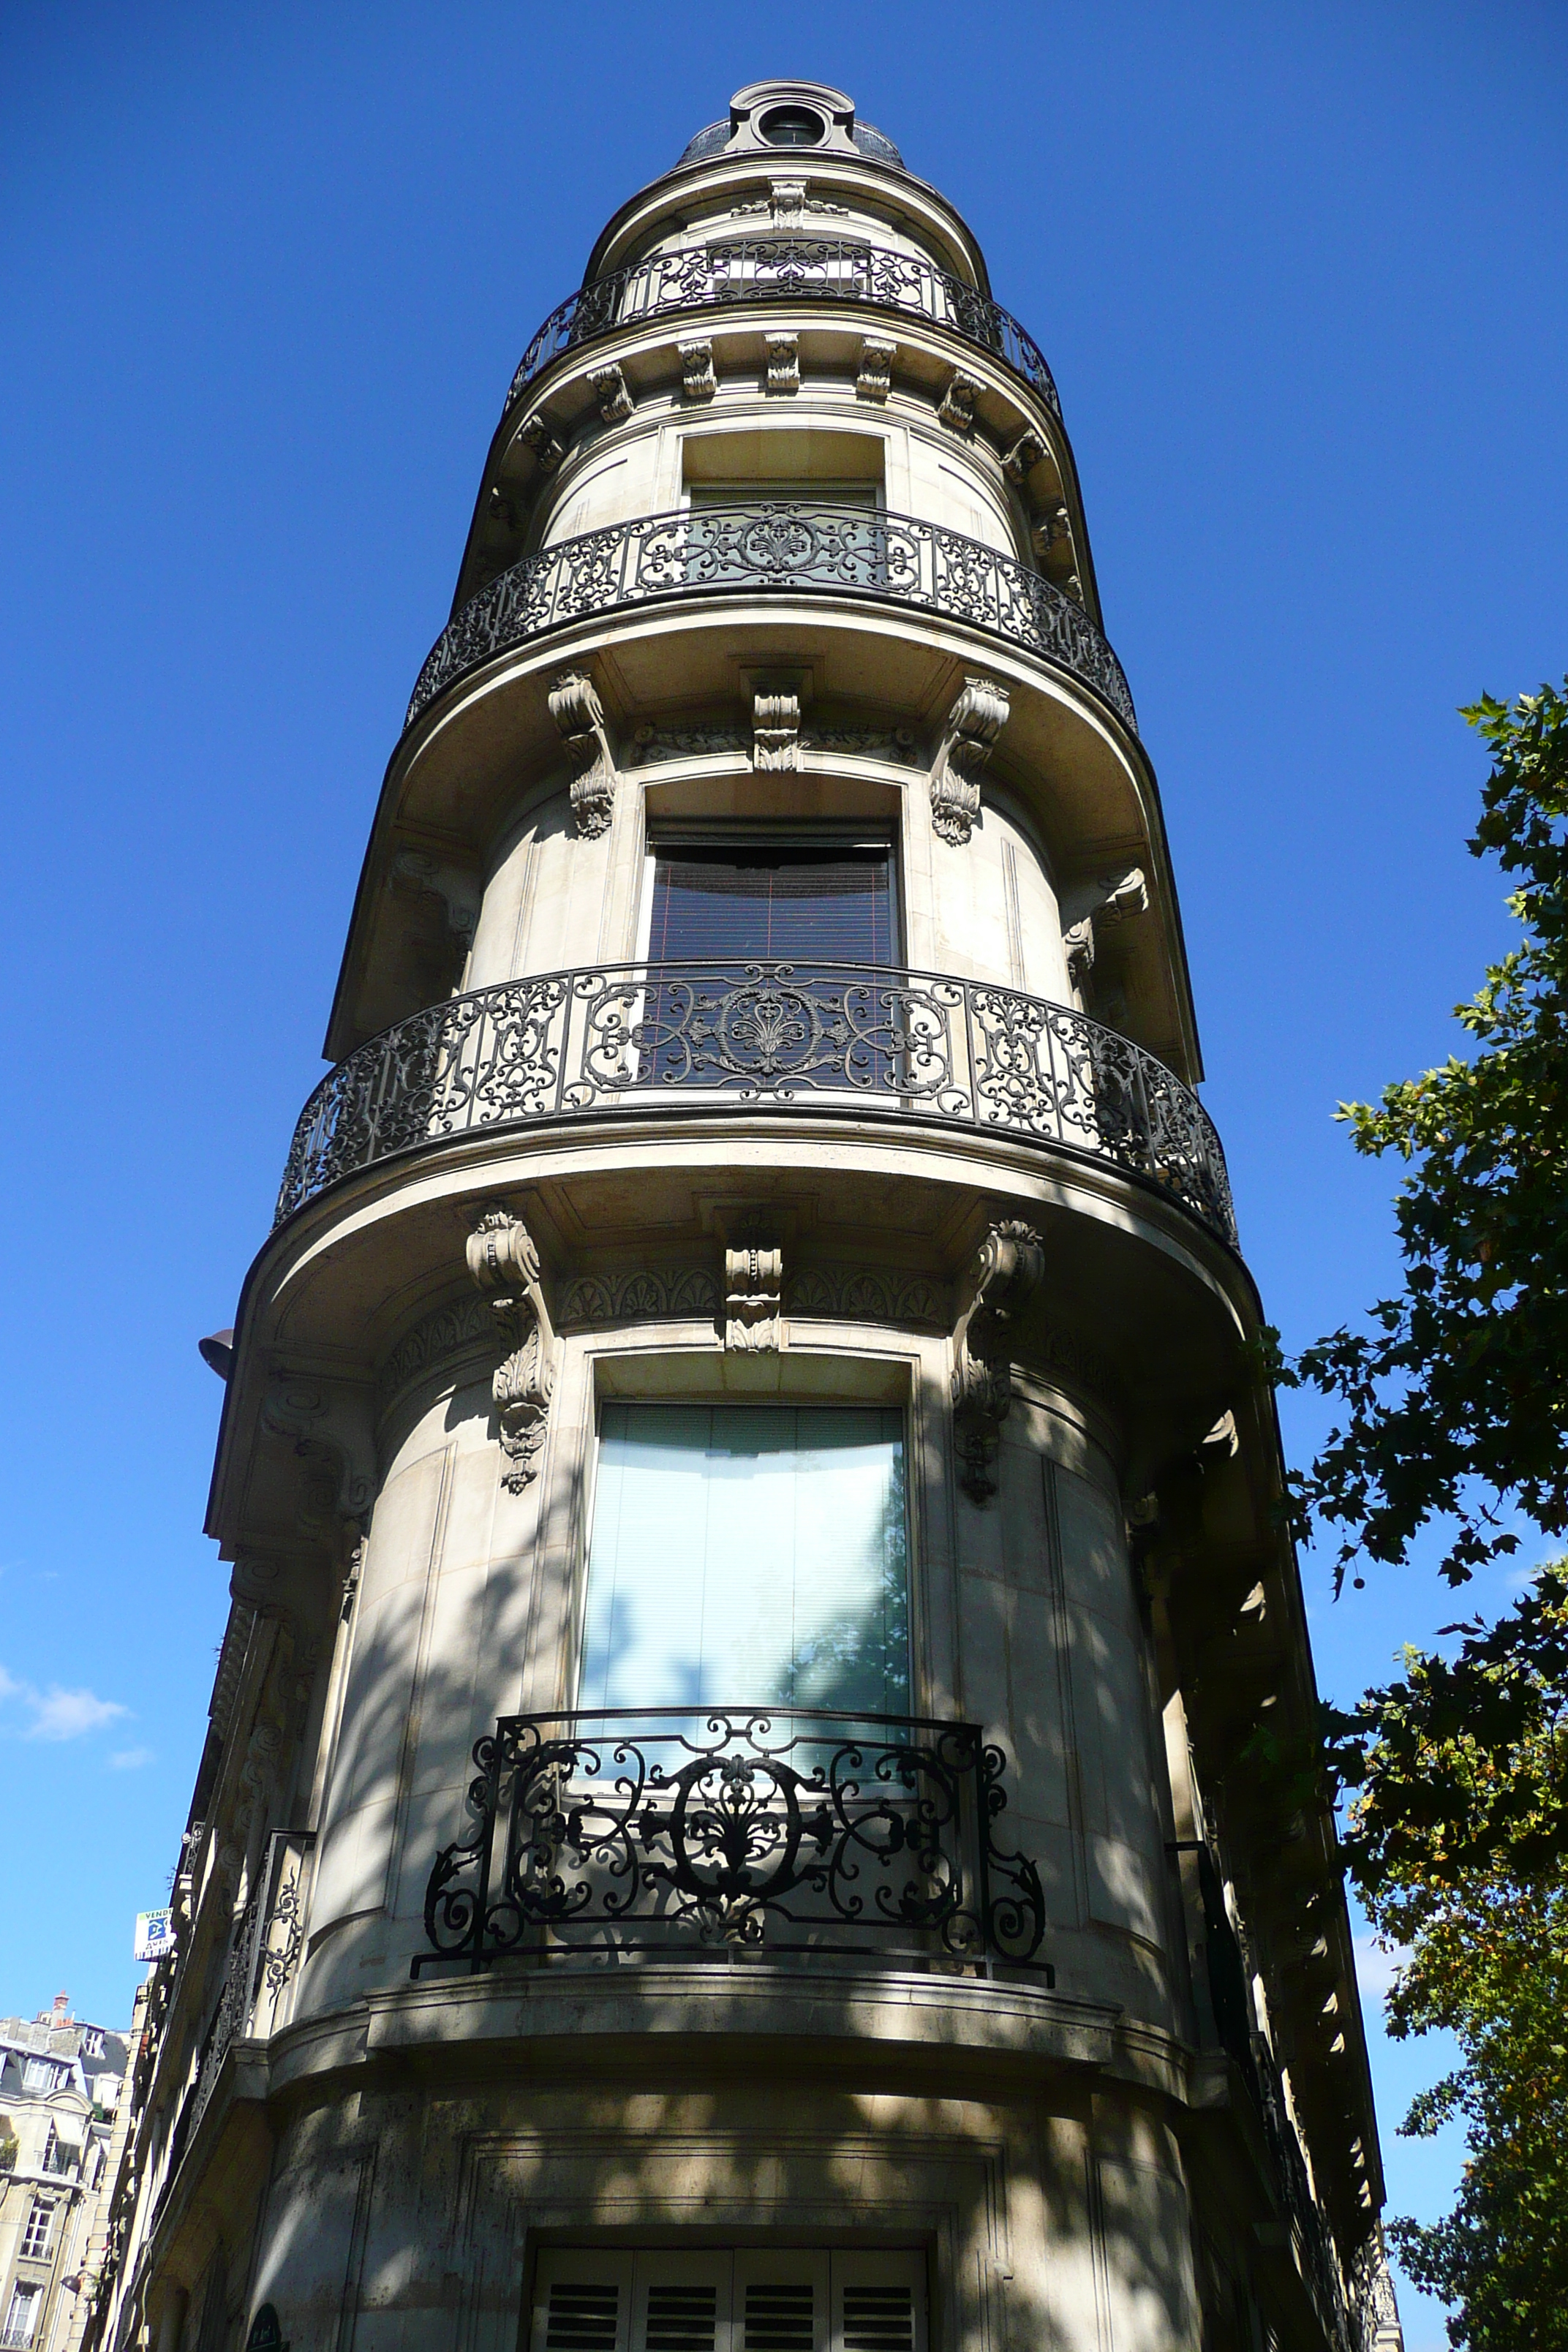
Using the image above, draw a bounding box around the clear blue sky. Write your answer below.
[3,6,1564,2342]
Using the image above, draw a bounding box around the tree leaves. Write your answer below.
[1281,682,1568,1594]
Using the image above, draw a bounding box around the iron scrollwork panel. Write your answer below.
[505,241,1061,415]
[276,960,1237,1248]
[404,505,1136,733]
[414,1708,1051,1979]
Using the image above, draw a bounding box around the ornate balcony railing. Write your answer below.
[407,502,1136,733]
[505,238,1060,417]
[412,1707,1052,1978]
[275,959,1236,1243]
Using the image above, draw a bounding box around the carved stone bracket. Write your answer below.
[765,332,800,394]
[259,1373,375,1553]
[467,1205,559,1493]
[725,1239,785,1354]
[951,1221,1046,1502]
[587,363,633,423]
[679,339,717,402]
[856,336,895,403]
[518,412,563,471]
[937,372,979,433]
[1060,867,1148,990]
[753,690,802,771]
[1003,430,1045,483]
[548,668,618,838]
[769,178,806,227]
[930,675,1010,846]
[390,846,480,948]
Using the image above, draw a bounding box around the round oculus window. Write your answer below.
[757,103,826,147]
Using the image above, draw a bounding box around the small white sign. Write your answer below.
[133,1909,176,1963]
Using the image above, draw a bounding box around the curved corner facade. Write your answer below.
[88,83,1403,2352]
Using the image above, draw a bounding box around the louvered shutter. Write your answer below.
[732,2253,829,2352]
[830,2255,925,2352]
[532,2253,633,2352]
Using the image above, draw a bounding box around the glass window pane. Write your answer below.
[580,1404,909,1716]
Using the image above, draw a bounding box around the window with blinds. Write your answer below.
[648,847,894,968]
[579,1404,910,1717]
[532,2252,925,2352]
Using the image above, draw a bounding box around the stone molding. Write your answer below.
[377,1294,496,1415]
[787,1267,949,1325]
[559,1268,721,1325]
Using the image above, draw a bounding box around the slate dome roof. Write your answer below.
[675,117,905,170]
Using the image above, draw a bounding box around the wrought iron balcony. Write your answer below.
[412,1706,1052,1979]
[505,238,1060,418]
[407,502,1135,732]
[275,958,1235,1243]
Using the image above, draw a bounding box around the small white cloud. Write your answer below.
[0,1665,131,1742]
[1354,1934,1410,2002]
[109,1746,154,1771]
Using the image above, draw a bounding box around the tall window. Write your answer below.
[531,2250,925,2352]
[649,846,894,967]
[21,2201,53,2261]
[580,1404,909,1717]
[4,2285,42,2345]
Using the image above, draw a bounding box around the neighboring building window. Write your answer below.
[648,845,894,967]
[3,2285,42,2346]
[21,2199,55,2259]
[20,2062,59,2094]
[531,2251,924,2352]
[580,1404,909,1716]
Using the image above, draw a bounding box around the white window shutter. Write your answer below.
[732,2251,829,2352]
[531,2251,633,2352]
[830,2254,926,2352]
[631,2255,731,2352]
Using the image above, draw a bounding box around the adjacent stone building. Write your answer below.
[88,80,1402,2352]
[0,1997,129,2352]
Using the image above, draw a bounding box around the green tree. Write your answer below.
[1282,684,1568,2346]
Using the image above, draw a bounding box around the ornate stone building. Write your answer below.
[89,80,1402,2352]
[0,1997,129,2352]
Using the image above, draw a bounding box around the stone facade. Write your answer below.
[0,1997,129,2352]
[87,80,1401,2352]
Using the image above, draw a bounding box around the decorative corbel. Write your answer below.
[518,412,563,471]
[1003,430,1045,484]
[587,363,634,423]
[937,372,979,433]
[765,332,800,394]
[259,1373,376,1557]
[679,339,717,402]
[1031,503,1071,559]
[856,336,896,404]
[548,668,618,838]
[1060,867,1148,990]
[467,1205,558,1493]
[725,1238,784,1353]
[753,690,802,771]
[951,1221,1046,1501]
[769,178,806,227]
[390,846,480,950]
[930,674,1010,846]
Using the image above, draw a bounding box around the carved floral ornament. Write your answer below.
[930,674,1010,848]
[466,1205,559,1493]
